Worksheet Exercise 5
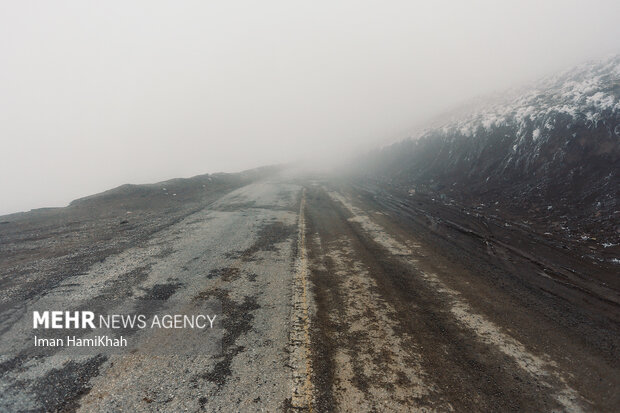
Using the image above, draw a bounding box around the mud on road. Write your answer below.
[302,183,619,412]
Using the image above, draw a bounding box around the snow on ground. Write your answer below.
[415,55,620,147]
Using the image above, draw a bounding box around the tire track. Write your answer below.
[328,189,586,412]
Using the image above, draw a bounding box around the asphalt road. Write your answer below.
[0,178,618,412]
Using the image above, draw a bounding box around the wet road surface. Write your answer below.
[1,178,618,411]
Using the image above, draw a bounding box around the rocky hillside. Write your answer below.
[358,55,620,263]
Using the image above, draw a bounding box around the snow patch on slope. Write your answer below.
[415,55,620,151]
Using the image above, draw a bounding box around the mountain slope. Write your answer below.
[357,55,620,263]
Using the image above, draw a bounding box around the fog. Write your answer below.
[1,1,619,215]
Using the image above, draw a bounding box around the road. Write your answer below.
[0,178,618,412]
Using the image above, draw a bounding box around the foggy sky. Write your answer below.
[2,1,620,215]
